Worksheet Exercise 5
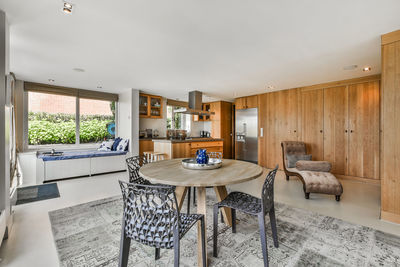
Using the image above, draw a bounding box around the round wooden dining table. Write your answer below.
[139,158,263,267]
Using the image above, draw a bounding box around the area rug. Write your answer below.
[17,183,60,205]
[48,190,400,266]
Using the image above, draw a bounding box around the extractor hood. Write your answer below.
[174,91,215,115]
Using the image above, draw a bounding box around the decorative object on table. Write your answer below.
[98,140,114,151]
[196,149,209,164]
[208,151,222,160]
[118,182,206,267]
[213,165,279,267]
[117,138,129,151]
[17,183,60,205]
[111,137,122,151]
[181,158,222,170]
[281,141,343,201]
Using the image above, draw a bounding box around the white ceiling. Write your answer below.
[1,0,400,101]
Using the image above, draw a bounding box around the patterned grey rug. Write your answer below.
[49,191,400,267]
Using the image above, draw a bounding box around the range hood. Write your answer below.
[174,91,215,115]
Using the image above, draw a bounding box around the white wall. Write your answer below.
[118,88,139,156]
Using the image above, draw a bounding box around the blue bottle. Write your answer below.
[196,149,209,164]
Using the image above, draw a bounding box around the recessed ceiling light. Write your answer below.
[97,86,102,89]
[266,85,274,90]
[63,2,73,14]
[48,79,55,82]
[363,66,371,72]
[343,65,358,70]
[73,68,85,72]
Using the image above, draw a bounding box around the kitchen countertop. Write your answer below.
[152,137,223,143]
[139,137,167,141]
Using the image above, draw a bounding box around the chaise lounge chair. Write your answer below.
[281,141,343,201]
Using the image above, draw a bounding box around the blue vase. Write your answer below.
[196,149,209,164]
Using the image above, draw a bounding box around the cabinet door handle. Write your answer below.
[350,130,354,133]
[320,130,323,133]
[294,130,297,133]
[345,130,348,133]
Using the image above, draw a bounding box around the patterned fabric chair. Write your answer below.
[118,182,206,267]
[212,166,279,267]
[281,141,343,201]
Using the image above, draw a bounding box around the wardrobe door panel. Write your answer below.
[348,81,380,179]
[258,93,268,167]
[323,86,348,175]
[301,89,324,160]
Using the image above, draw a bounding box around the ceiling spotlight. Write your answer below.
[266,85,274,90]
[363,66,371,72]
[343,65,358,70]
[97,86,102,89]
[63,2,73,14]
[48,79,55,82]
[73,68,85,72]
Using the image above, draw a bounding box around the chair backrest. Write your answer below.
[281,141,306,169]
[119,181,179,249]
[125,156,149,184]
[261,165,279,213]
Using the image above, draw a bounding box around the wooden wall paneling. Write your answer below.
[246,95,258,108]
[323,86,349,175]
[348,81,380,179]
[258,93,268,167]
[235,97,246,109]
[381,37,400,223]
[300,89,324,160]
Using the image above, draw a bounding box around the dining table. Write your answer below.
[139,158,263,267]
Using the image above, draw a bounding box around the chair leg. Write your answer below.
[286,175,289,181]
[258,213,269,267]
[213,204,219,257]
[335,195,341,201]
[118,229,131,267]
[155,248,160,260]
[269,207,279,248]
[187,187,191,215]
[232,208,236,233]
[173,228,180,267]
[193,187,196,206]
[305,192,310,199]
[200,216,206,267]
[221,211,224,223]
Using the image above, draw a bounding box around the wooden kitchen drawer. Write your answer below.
[190,141,223,148]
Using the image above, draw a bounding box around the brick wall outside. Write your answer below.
[28,92,113,116]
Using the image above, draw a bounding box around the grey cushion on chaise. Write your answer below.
[281,141,343,201]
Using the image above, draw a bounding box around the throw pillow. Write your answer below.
[98,140,114,151]
[111,137,122,151]
[117,139,129,151]
[286,154,312,168]
[296,160,332,172]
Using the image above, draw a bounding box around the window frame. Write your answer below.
[23,90,118,151]
[166,105,191,132]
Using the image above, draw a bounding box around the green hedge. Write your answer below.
[28,112,114,145]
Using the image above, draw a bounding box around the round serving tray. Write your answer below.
[181,158,222,170]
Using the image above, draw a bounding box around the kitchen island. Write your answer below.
[152,138,224,159]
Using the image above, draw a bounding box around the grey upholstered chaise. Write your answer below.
[281,141,343,201]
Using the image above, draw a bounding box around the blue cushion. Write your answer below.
[111,137,122,151]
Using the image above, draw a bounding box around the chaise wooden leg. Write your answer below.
[335,195,341,202]
[305,192,310,199]
[286,175,289,181]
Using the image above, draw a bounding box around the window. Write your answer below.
[79,98,116,143]
[26,83,118,147]
[166,105,191,132]
[28,91,77,145]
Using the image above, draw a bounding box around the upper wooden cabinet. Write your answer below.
[139,93,163,118]
[193,103,211,121]
[235,95,258,109]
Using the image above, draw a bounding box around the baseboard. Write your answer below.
[336,175,381,186]
[381,211,400,224]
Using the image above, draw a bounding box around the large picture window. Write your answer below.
[26,83,118,147]
[166,105,191,132]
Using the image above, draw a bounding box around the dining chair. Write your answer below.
[126,155,192,214]
[118,181,206,267]
[212,165,279,267]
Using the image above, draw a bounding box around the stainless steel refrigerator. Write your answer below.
[235,108,258,163]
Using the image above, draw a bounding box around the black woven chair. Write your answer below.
[125,156,151,184]
[212,165,279,267]
[119,181,206,267]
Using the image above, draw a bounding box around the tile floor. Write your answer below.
[0,169,399,267]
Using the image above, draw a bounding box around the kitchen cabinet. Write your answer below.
[139,93,163,118]
[139,140,154,156]
[210,101,233,159]
[193,103,211,121]
[235,95,258,109]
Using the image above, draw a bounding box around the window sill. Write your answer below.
[25,143,100,153]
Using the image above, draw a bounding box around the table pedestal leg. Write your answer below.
[197,187,208,267]
[175,186,188,211]
[214,186,233,227]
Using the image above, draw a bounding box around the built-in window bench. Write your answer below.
[36,150,128,183]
